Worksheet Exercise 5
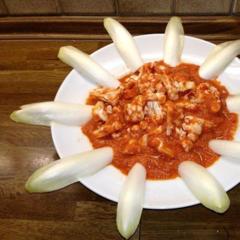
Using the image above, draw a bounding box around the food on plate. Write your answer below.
[226,95,240,113]
[10,16,240,239]
[58,46,119,88]
[163,16,184,67]
[199,40,240,80]
[10,102,93,126]
[178,161,230,213]
[209,139,240,159]
[82,60,238,179]
[117,163,146,239]
[104,17,143,71]
[25,147,113,192]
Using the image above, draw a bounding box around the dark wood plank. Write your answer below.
[0,40,108,69]
[0,218,121,240]
[0,16,239,41]
[141,186,240,240]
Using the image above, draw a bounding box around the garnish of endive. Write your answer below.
[117,163,146,239]
[58,46,119,88]
[226,95,240,113]
[163,16,184,67]
[104,17,143,72]
[199,40,240,80]
[209,140,240,159]
[10,101,92,126]
[25,147,113,193]
[178,161,230,213]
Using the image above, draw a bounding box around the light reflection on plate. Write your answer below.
[51,34,240,209]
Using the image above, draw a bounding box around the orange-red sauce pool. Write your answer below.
[82,61,238,179]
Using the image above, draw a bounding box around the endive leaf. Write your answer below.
[104,17,143,72]
[163,16,184,67]
[201,41,233,63]
[199,40,240,79]
[117,163,146,239]
[25,147,113,193]
[209,140,240,159]
[58,46,119,88]
[10,101,93,126]
[226,95,240,113]
[178,161,230,213]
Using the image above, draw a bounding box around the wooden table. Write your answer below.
[0,16,240,240]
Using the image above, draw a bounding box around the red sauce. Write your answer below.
[82,61,238,180]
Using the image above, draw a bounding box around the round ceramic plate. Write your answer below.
[51,34,240,209]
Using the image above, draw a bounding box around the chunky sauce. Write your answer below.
[82,61,238,179]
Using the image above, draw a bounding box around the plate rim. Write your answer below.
[51,33,240,209]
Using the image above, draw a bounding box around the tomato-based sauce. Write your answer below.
[82,61,238,179]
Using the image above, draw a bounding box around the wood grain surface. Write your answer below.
[0,16,240,240]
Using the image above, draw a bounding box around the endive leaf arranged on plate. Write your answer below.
[10,101,93,126]
[163,16,184,67]
[199,40,240,80]
[58,46,119,88]
[178,161,230,213]
[226,95,240,113]
[117,163,146,239]
[25,147,113,193]
[104,17,143,72]
[209,140,240,159]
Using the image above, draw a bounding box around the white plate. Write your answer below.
[51,34,240,209]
